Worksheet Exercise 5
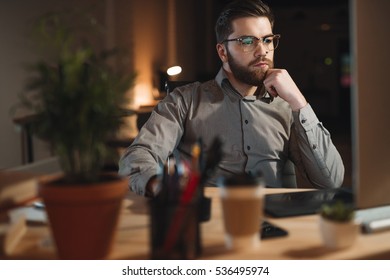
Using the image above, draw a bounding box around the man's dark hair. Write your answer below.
[215,0,274,43]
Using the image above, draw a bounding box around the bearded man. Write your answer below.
[119,0,344,197]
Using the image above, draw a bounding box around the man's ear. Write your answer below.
[216,43,228,63]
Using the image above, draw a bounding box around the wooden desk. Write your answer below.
[6,188,390,260]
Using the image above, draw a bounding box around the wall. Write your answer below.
[0,0,70,168]
[0,0,173,169]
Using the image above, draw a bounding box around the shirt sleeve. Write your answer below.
[118,91,187,196]
[290,103,345,189]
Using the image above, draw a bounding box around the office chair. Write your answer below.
[281,159,297,188]
[164,80,193,94]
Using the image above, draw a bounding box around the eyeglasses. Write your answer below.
[221,34,281,52]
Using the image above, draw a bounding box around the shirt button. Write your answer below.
[301,119,307,124]
[247,146,251,150]
[312,144,317,150]
[245,120,249,124]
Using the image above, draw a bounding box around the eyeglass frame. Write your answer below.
[221,34,281,52]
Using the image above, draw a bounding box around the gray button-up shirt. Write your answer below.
[119,68,345,196]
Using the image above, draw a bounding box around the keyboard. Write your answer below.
[355,205,390,233]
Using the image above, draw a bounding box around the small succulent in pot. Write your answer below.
[320,200,355,222]
[319,200,359,249]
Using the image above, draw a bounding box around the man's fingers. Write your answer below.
[268,85,278,97]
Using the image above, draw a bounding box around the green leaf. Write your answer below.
[320,200,354,222]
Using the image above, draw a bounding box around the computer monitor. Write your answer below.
[351,0,390,209]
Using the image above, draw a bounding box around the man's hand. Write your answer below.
[145,176,160,197]
[263,69,307,111]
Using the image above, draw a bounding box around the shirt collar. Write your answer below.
[215,67,274,104]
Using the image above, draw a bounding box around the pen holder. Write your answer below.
[149,199,201,260]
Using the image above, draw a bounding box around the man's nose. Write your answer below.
[253,41,268,56]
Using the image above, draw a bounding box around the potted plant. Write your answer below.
[319,200,360,249]
[14,9,136,259]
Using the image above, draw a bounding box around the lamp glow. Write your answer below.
[166,66,182,76]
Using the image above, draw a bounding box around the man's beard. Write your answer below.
[227,50,274,87]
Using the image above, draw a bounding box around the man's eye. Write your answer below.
[263,37,273,44]
[241,37,255,45]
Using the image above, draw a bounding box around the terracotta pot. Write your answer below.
[39,174,127,259]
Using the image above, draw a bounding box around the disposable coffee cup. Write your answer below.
[219,173,264,251]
